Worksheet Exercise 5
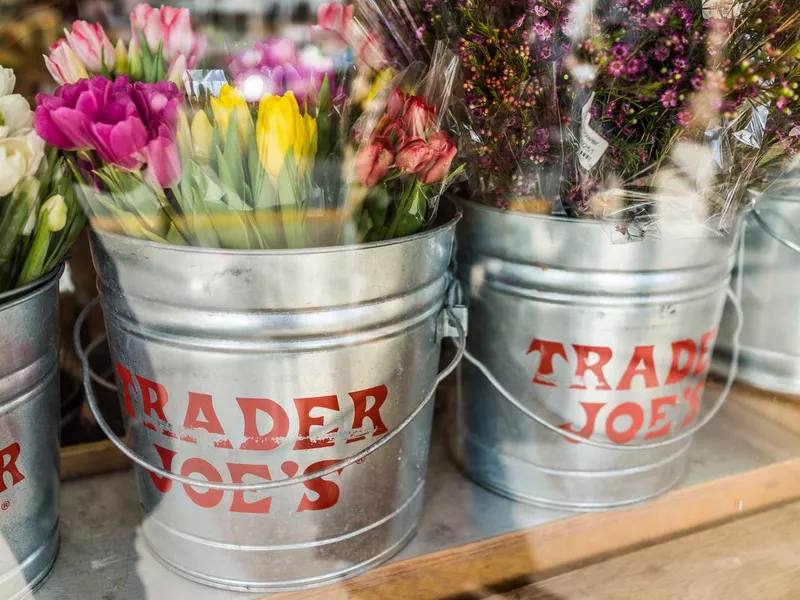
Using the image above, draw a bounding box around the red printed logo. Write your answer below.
[0,442,25,494]
[116,363,390,514]
[526,329,717,445]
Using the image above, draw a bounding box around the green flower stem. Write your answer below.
[16,213,52,288]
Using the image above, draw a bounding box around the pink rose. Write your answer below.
[396,137,433,174]
[402,96,436,138]
[130,3,206,69]
[355,136,394,187]
[317,3,355,41]
[420,131,457,185]
[44,39,89,85]
[64,20,115,73]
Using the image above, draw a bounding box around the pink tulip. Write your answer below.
[420,131,457,185]
[355,136,394,187]
[402,96,436,138]
[146,129,182,187]
[357,32,388,70]
[130,3,206,69]
[317,3,355,41]
[44,39,89,85]
[396,137,433,174]
[387,88,405,120]
[64,20,115,73]
[381,118,406,148]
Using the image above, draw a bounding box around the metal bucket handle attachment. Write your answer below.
[751,208,800,254]
[74,296,467,491]
[464,226,747,452]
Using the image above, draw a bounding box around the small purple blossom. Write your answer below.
[660,89,678,108]
[612,43,630,59]
[608,60,626,77]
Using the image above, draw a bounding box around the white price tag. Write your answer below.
[579,93,609,170]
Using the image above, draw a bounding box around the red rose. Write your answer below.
[355,136,394,187]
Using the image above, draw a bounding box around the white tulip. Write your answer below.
[21,129,45,176]
[0,140,27,197]
[0,67,15,97]
[42,195,67,232]
[0,95,33,138]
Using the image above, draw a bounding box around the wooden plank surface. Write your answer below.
[512,500,800,599]
[60,439,129,481]
[273,457,800,600]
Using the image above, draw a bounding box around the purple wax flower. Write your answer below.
[660,89,678,108]
[609,60,626,77]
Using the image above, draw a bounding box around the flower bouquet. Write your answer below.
[0,66,84,296]
[35,4,463,249]
[358,0,800,239]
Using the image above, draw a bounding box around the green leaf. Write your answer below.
[100,46,111,79]
[154,41,165,82]
[247,124,264,202]
[277,151,307,248]
[223,108,246,199]
[317,74,332,158]
[136,27,155,82]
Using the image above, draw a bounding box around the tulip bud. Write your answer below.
[396,137,433,174]
[166,54,187,87]
[191,110,214,163]
[420,131,457,185]
[381,118,406,148]
[44,40,89,85]
[387,88,405,120]
[402,96,436,138]
[128,36,143,81]
[42,194,67,232]
[115,39,129,75]
[354,136,394,187]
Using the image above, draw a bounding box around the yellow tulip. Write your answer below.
[364,69,394,110]
[190,110,214,163]
[210,84,251,154]
[256,91,317,179]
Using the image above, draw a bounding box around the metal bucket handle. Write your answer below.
[74,296,467,491]
[463,225,746,452]
[751,208,800,254]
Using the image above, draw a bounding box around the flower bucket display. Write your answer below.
[355,0,800,507]
[449,203,737,509]
[713,180,800,394]
[0,269,62,600]
[49,3,468,591]
[0,64,84,598]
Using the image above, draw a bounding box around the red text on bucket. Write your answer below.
[0,442,25,494]
[115,362,390,513]
[526,329,717,445]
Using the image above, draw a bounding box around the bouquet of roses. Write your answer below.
[0,66,84,296]
[35,4,463,250]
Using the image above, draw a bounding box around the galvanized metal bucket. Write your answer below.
[714,184,800,394]
[449,201,740,510]
[0,268,62,599]
[74,207,465,593]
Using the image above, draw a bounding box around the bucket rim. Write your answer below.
[0,264,64,311]
[92,202,463,257]
[458,197,739,233]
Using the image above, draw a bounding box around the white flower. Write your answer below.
[0,133,44,197]
[0,67,15,97]
[0,141,27,197]
[42,195,67,232]
[0,95,33,138]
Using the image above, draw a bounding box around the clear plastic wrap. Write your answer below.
[356,0,800,241]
